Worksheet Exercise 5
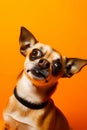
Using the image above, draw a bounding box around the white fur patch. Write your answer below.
[16,73,46,104]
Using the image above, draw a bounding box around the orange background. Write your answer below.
[0,0,87,130]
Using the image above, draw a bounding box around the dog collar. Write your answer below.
[14,87,49,109]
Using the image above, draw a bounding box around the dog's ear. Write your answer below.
[62,57,87,78]
[19,27,37,56]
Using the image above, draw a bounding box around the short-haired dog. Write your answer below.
[3,27,87,130]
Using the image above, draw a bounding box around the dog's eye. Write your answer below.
[29,48,43,61]
[52,59,62,76]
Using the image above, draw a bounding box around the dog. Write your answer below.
[3,27,87,130]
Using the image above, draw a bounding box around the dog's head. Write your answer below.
[19,27,87,88]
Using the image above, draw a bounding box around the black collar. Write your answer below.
[14,87,49,109]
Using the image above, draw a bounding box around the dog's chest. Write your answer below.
[4,95,55,129]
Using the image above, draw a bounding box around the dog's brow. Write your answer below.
[39,46,54,58]
[46,51,52,58]
[45,49,53,58]
[39,46,45,51]
[39,46,46,55]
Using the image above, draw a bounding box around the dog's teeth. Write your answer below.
[36,70,39,73]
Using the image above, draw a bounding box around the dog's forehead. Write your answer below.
[31,42,51,51]
[31,42,61,59]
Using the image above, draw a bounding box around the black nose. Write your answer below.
[38,59,50,69]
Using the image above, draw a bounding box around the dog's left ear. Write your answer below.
[62,57,87,78]
[19,27,37,56]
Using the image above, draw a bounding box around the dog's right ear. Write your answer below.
[19,27,37,56]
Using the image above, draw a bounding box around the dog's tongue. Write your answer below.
[39,70,49,78]
[31,69,49,78]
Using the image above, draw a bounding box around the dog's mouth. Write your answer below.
[27,68,49,80]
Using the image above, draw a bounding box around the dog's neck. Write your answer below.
[16,72,57,105]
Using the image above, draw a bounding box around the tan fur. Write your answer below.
[3,27,87,130]
[3,71,70,130]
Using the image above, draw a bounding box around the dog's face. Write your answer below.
[19,27,87,88]
[24,43,63,87]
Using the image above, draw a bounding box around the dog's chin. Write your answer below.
[26,70,58,88]
[25,69,54,87]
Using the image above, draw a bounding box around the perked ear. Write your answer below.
[19,27,37,56]
[62,57,87,78]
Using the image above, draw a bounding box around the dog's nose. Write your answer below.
[38,59,50,69]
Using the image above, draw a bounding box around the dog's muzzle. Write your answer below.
[31,68,49,79]
[29,59,50,79]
